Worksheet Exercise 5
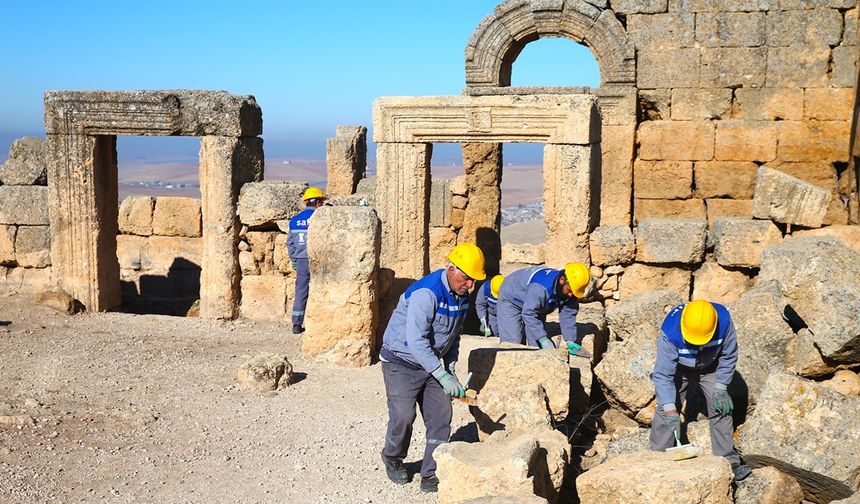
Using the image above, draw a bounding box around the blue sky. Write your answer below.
[0,1,599,163]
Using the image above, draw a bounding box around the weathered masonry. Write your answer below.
[44,91,263,318]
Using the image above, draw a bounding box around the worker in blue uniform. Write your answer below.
[475,274,504,337]
[379,243,486,493]
[650,299,752,482]
[286,187,327,334]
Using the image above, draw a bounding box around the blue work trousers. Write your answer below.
[292,258,310,326]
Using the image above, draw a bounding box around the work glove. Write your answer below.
[711,384,734,416]
[662,404,681,438]
[431,366,465,398]
[537,336,555,350]
[290,260,297,269]
[479,318,492,337]
[566,341,592,358]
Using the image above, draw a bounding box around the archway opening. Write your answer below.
[509,38,600,87]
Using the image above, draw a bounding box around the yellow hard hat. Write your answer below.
[489,274,505,298]
[681,300,718,346]
[564,262,590,299]
[448,243,486,281]
[303,187,326,201]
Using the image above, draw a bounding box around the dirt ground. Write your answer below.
[0,293,485,504]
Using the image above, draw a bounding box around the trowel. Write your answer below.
[566,341,593,359]
[666,429,701,461]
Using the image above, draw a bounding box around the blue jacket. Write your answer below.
[287,207,315,259]
[381,269,469,374]
[475,280,497,321]
[652,303,738,407]
[498,266,579,344]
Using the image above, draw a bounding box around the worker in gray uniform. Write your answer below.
[474,274,504,337]
[286,187,327,334]
[650,299,752,482]
[379,243,486,493]
[496,262,590,353]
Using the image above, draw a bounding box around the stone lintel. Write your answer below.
[372,94,599,145]
[45,90,262,137]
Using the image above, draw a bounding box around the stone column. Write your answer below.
[325,125,367,196]
[375,142,431,280]
[303,206,380,367]
[459,142,502,277]
[47,134,120,311]
[543,143,594,265]
[199,136,264,319]
[595,88,637,227]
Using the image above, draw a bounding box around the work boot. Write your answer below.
[419,475,439,493]
[291,324,304,334]
[732,463,752,482]
[380,452,408,485]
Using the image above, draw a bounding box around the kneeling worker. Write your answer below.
[475,274,504,337]
[379,243,486,493]
[496,263,590,354]
[650,299,752,482]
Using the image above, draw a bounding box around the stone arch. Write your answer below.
[464,0,635,88]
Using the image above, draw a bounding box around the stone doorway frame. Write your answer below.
[44,90,264,318]
[372,93,600,280]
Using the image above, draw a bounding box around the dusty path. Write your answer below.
[0,294,479,503]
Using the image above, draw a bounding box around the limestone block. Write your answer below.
[429,226,458,271]
[236,352,293,391]
[611,0,668,14]
[738,370,860,503]
[779,0,855,8]
[19,267,53,294]
[618,263,691,301]
[688,0,775,11]
[759,236,860,363]
[452,195,468,210]
[633,160,693,199]
[733,466,805,504]
[778,120,850,163]
[239,250,258,276]
[825,199,851,226]
[435,431,567,504]
[766,8,843,47]
[804,88,854,121]
[0,186,49,225]
[0,225,15,266]
[543,144,592,264]
[638,49,699,89]
[33,288,83,315]
[733,88,804,121]
[237,181,307,228]
[766,45,830,88]
[450,175,467,196]
[670,89,731,120]
[152,197,201,237]
[45,90,262,137]
[635,219,707,264]
[118,196,154,236]
[501,243,545,265]
[0,137,47,185]
[711,217,782,268]
[627,12,694,51]
[470,384,553,439]
[694,161,758,199]
[459,142,502,275]
[764,161,837,192]
[589,225,635,267]
[822,370,860,396]
[467,346,573,422]
[246,231,278,274]
[430,178,452,227]
[700,47,767,88]
[705,199,753,227]
[635,199,706,224]
[325,125,367,196]
[303,207,380,367]
[715,121,778,162]
[355,176,376,196]
[576,452,733,504]
[846,8,858,44]
[116,235,144,270]
[752,166,831,228]
[639,90,671,121]
[728,282,797,402]
[638,121,714,161]
[599,124,635,226]
[794,327,854,378]
[696,12,766,47]
[451,208,466,229]
[140,236,202,271]
[14,226,50,268]
[793,225,860,253]
[831,45,858,87]
[239,275,287,321]
[692,261,753,304]
[605,289,682,342]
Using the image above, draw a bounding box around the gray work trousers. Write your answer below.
[292,258,310,326]
[497,298,544,347]
[381,361,452,478]
[649,367,740,466]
